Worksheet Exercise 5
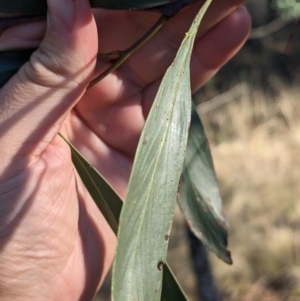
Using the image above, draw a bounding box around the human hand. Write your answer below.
[0,0,250,300]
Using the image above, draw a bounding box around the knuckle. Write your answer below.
[160,23,182,52]
[24,47,70,88]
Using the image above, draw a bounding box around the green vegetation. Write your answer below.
[2,1,300,300]
[272,0,300,19]
[94,81,300,301]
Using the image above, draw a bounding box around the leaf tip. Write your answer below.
[222,250,233,265]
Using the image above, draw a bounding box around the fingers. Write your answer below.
[190,6,251,90]
[74,3,250,159]
[142,6,251,116]
[0,20,46,50]
[112,0,248,86]
[0,0,97,164]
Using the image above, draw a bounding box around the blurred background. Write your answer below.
[94,0,300,300]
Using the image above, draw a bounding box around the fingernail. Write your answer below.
[47,0,75,35]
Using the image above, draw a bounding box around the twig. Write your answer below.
[285,18,300,54]
[249,18,291,39]
[87,15,168,89]
[197,84,245,115]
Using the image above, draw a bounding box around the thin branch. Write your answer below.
[285,18,300,54]
[249,18,291,39]
[197,84,245,115]
[87,15,168,89]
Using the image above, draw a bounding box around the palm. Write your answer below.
[67,5,234,193]
[0,1,249,300]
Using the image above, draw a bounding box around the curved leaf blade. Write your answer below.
[160,266,188,301]
[59,133,121,234]
[96,0,172,10]
[178,107,232,264]
[0,0,176,15]
[0,1,47,15]
[60,134,188,301]
[99,0,199,14]
[112,2,212,301]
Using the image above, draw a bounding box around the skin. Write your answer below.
[0,0,251,300]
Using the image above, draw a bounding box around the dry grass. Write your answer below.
[94,81,300,301]
[201,81,300,301]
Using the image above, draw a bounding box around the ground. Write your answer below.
[94,79,300,301]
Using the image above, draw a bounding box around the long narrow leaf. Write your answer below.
[112,1,212,301]
[161,265,188,301]
[0,0,181,15]
[59,133,188,301]
[178,107,232,264]
[59,133,121,235]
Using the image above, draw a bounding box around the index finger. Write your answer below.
[95,0,247,86]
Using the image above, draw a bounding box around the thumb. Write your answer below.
[0,0,98,162]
